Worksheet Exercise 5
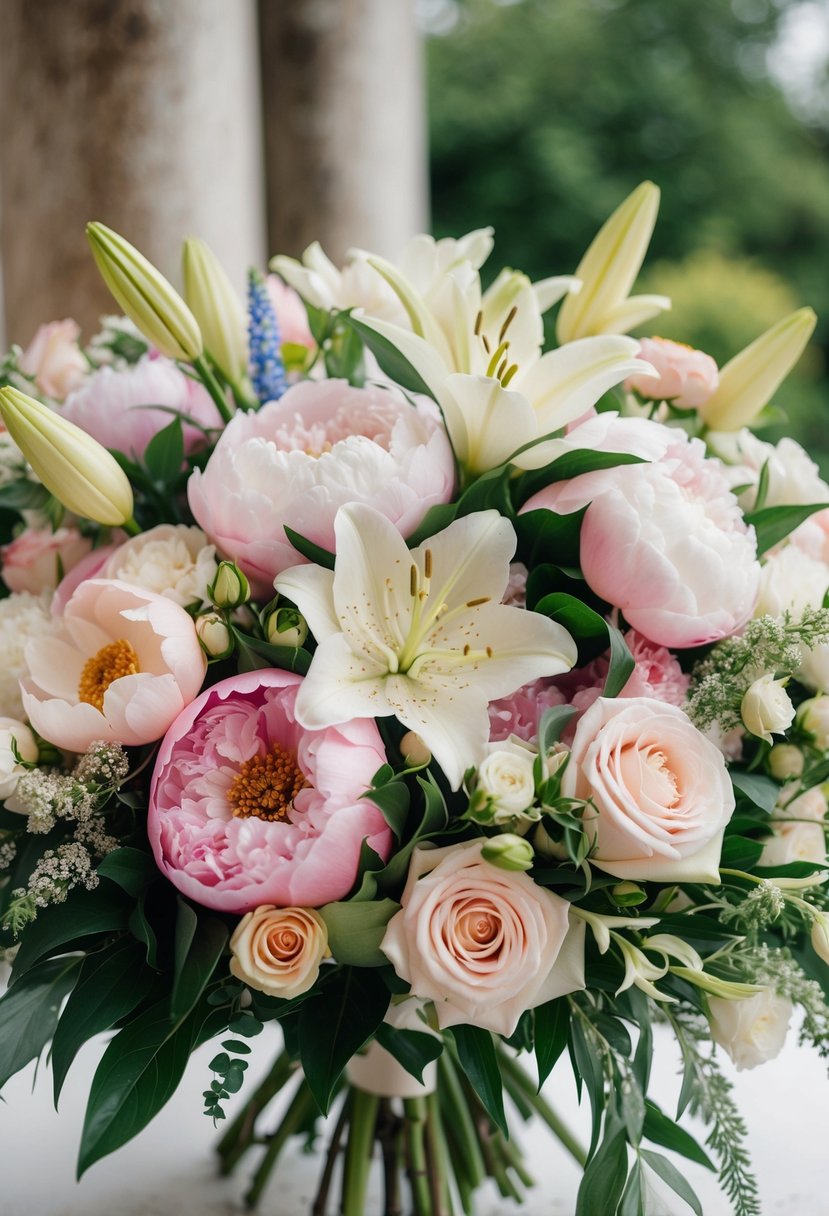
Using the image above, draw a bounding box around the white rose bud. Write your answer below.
[265,606,308,650]
[797,695,829,750]
[0,718,38,800]
[741,674,795,744]
[811,913,829,966]
[481,833,535,872]
[195,613,234,660]
[708,989,792,1070]
[229,905,329,1000]
[477,740,537,818]
[768,744,804,781]
[209,561,250,609]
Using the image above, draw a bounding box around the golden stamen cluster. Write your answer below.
[78,639,140,711]
[228,744,308,822]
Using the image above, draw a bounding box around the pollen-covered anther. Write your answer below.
[228,744,308,822]
[78,639,140,711]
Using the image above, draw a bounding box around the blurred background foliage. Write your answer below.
[424,0,829,467]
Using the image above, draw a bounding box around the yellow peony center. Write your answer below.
[228,745,307,822]
[78,639,140,711]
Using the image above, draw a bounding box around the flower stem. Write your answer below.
[311,1090,353,1216]
[436,1054,487,1191]
[425,1091,454,1216]
[376,1098,404,1216]
[341,1088,380,1216]
[497,1049,587,1167]
[193,354,234,424]
[243,1076,316,1208]
[403,1096,433,1216]
[217,1048,294,1175]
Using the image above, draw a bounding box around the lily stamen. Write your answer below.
[498,305,518,344]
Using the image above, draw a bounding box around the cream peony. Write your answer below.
[0,590,57,719]
[708,990,792,1071]
[380,839,585,1036]
[561,697,734,883]
[229,905,329,1000]
[99,524,218,608]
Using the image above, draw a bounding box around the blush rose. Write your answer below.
[229,905,329,999]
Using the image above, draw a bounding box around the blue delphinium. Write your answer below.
[247,268,288,404]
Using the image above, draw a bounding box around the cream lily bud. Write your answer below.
[768,743,804,781]
[796,695,829,750]
[699,307,817,431]
[182,237,248,385]
[481,833,534,872]
[399,731,432,767]
[556,181,670,343]
[741,674,795,745]
[209,561,250,609]
[265,605,308,649]
[87,222,203,363]
[195,613,234,660]
[811,912,829,965]
[0,386,134,526]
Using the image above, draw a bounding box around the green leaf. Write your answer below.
[97,847,157,898]
[640,1149,703,1215]
[170,899,228,1023]
[364,780,410,838]
[744,502,829,557]
[324,316,365,384]
[516,507,586,571]
[450,1024,507,1136]
[298,967,390,1113]
[569,1016,606,1155]
[720,835,764,869]
[605,623,635,699]
[534,592,608,647]
[575,1125,629,1216]
[537,706,578,755]
[77,1000,219,1176]
[730,771,779,815]
[456,464,514,518]
[515,450,647,506]
[375,1023,443,1083]
[347,316,436,398]
[618,1159,645,1216]
[11,883,129,980]
[232,629,312,676]
[405,503,460,548]
[318,898,400,967]
[375,775,448,891]
[52,939,154,1103]
[0,478,51,513]
[143,416,184,483]
[0,956,81,1090]
[534,997,570,1087]
[129,893,159,968]
[643,1101,715,1170]
[283,526,336,570]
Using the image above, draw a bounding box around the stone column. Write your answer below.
[258,0,429,264]
[0,0,266,346]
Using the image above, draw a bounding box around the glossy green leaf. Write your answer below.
[605,622,635,699]
[347,316,437,399]
[450,1024,507,1136]
[405,503,460,548]
[364,780,410,838]
[298,966,390,1113]
[170,899,228,1023]
[97,847,157,898]
[318,898,400,967]
[730,771,779,815]
[516,506,586,570]
[375,1023,443,1083]
[11,883,129,980]
[515,450,646,506]
[0,956,81,1090]
[534,997,570,1088]
[744,501,829,557]
[231,629,312,676]
[143,416,184,483]
[282,526,336,570]
[575,1125,629,1216]
[642,1101,715,1170]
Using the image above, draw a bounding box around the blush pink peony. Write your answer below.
[147,669,391,913]
[61,354,221,460]
[625,337,719,409]
[21,578,207,752]
[266,276,315,351]
[1,526,92,594]
[523,430,760,648]
[187,379,455,597]
[19,319,88,401]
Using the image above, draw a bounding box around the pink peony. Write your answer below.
[19,319,87,401]
[61,355,221,460]
[21,578,207,752]
[266,276,315,351]
[625,337,719,409]
[187,379,455,597]
[1,526,92,594]
[523,430,759,648]
[489,679,568,743]
[148,669,391,913]
[51,542,122,615]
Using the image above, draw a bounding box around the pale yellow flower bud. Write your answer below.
[209,561,250,609]
[265,606,308,650]
[0,386,134,526]
[399,731,431,767]
[87,222,203,362]
[796,695,829,751]
[481,832,534,872]
[182,237,248,385]
[768,743,804,781]
[195,613,234,660]
[699,307,817,432]
[811,912,829,966]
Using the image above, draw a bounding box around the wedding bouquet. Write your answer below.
[1,181,828,1216]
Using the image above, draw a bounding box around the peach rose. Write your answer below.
[19,320,87,401]
[561,697,734,883]
[1,526,93,594]
[380,839,585,1037]
[625,337,719,409]
[229,905,329,999]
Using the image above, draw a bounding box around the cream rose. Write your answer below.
[229,905,329,1000]
[477,739,538,819]
[561,697,734,883]
[759,819,826,867]
[380,839,585,1037]
[708,990,792,1071]
[740,674,795,745]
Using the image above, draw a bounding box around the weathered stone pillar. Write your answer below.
[258,0,429,264]
[0,0,265,346]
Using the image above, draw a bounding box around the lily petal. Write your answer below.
[443,374,537,476]
[274,563,339,642]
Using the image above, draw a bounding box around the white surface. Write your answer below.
[0,1023,825,1216]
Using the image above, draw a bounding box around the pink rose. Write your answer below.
[21,578,207,752]
[523,431,760,648]
[380,839,585,1037]
[266,276,315,351]
[61,355,221,460]
[625,337,719,409]
[148,669,391,913]
[2,527,92,594]
[19,320,87,401]
[561,697,734,883]
[188,379,455,597]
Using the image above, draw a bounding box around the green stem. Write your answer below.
[243,1077,316,1208]
[122,516,141,536]
[425,1090,453,1216]
[217,1049,293,1175]
[193,354,234,424]
[341,1088,380,1216]
[403,1096,433,1216]
[311,1090,353,1216]
[499,1131,535,1189]
[498,1050,587,1167]
[436,1054,487,1190]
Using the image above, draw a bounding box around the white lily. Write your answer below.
[274,504,578,790]
[555,181,670,343]
[357,263,654,476]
